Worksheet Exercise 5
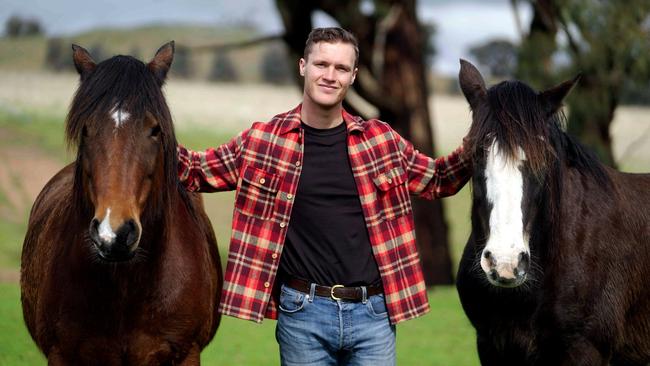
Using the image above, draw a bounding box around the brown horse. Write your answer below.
[20,42,222,365]
[456,60,650,365]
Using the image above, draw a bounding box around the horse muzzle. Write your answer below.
[89,218,141,262]
[481,251,530,288]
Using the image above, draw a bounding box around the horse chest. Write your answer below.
[52,307,197,364]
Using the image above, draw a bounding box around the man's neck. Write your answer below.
[300,100,343,129]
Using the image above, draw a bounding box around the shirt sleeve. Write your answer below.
[177,128,249,192]
[393,130,472,200]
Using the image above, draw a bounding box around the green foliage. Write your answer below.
[172,46,192,79]
[208,51,239,82]
[44,37,72,71]
[421,22,438,68]
[260,43,292,85]
[4,15,43,38]
[516,30,558,88]
[559,0,650,164]
[469,39,518,78]
[4,16,22,38]
[517,0,650,166]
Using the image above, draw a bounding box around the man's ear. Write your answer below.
[299,58,306,76]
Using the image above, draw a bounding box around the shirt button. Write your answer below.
[286,193,293,200]
[259,178,266,184]
[387,178,393,184]
[271,253,278,259]
[279,222,286,228]
[295,161,301,167]
[264,282,270,288]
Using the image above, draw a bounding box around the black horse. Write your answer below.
[456,59,650,365]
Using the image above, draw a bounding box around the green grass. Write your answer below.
[0,109,71,160]
[0,283,478,365]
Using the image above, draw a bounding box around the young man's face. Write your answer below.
[299,41,358,110]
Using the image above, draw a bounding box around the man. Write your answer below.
[178,27,471,365]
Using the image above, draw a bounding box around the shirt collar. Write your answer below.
[278,104,365,135]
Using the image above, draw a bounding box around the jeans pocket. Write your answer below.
[278,286,307,314]
[366,294,389,318]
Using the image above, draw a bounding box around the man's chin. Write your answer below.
[312,96,343,109]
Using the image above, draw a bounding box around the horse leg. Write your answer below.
[178,344,201,366]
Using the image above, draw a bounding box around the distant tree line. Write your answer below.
[43,38,293,85]
[4,15,44,37]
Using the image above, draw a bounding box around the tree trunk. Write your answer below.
[516,0,560,88]
[275,0,455,285]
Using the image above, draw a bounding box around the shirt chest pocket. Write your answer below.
[235,165,281,220]
[373,166,412,221]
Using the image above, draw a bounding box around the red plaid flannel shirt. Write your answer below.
[178,104,471,324]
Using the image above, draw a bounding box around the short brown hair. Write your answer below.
[304,27,359,68]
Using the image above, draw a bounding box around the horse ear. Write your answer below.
[148,41,175,85]
[459,59,487,109]
[72,44,96,79]
[539,74,581,114]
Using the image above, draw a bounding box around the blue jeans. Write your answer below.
[275,283,396,366]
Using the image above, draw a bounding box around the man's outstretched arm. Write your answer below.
[177,128,249,193]
[394,130,472,200]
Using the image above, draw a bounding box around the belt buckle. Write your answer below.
[330,284,344,300]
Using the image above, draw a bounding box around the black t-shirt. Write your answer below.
[279,121,381,287]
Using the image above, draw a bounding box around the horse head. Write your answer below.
[66,42,178,262]
[459,59,579,288]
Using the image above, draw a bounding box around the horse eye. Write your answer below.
[150,125,161,138]
[82,126,88,137]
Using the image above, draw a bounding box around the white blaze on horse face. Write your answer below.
[110,105,130,128]
[98,208,116,243]
[481,141,529,277]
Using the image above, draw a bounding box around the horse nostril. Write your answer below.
[483,250,496,267]
[517,252,530,275]
[89,218,101,244]
[116,219,140,248]
[489,270,498,281]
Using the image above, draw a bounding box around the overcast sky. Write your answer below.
[1,0,530,75]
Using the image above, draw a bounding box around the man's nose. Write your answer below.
[323,66,336,80]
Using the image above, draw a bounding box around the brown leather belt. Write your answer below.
[285,277,383,302]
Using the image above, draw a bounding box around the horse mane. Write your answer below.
[467,80,610,186]
[65,55,192,221]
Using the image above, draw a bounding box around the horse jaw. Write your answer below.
[480,140,530,287]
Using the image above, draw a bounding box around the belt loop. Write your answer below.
[308,282,316,303]
[361,286,368,304]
